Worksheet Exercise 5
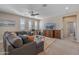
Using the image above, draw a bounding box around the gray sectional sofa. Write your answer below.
[3,31,44,55]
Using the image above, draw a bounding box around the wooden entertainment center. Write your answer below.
[43,30,61,39]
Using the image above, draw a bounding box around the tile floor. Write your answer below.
[0,42,4,55]
[39,37,79,55]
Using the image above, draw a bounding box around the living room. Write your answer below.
[0,4,79,55]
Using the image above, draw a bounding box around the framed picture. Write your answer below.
[0,19,15,27]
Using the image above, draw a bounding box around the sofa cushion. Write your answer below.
[19,35,31,44]
[7,32,23,48]
[15,31,27,36]
[27,36,34,42]
[13,38,23,48]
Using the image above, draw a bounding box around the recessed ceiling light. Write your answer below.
[65,7,69,10]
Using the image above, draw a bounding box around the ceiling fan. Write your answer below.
[30,10,39,16]
[28,4,47,16]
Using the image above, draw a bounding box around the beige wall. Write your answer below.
[0,12,40,42]
[76,12,79,42]
[40,16,63,38]
[63,15,76,37]
[40,16,63,30]
[63,12,79,41]
[0,12,20,42]
[0,12,20,31]
[40,11,79,41]
[1,11,79,42]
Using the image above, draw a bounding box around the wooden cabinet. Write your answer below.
[44,30,49,37]
[53,30,61,39]
[43,30,61,39]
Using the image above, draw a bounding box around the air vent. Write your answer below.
[42,4,47,7]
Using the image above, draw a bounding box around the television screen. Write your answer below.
[45,23,56,29]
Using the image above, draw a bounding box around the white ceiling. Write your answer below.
[0,4,79,19]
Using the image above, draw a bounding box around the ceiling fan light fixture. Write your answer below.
[30,10,39,16]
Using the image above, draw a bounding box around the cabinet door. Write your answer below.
[54,30,61,39]
[50,30,53,38]
[46,30,49,37]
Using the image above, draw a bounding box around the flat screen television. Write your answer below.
[45,23,56,29]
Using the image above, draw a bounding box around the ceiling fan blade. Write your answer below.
[30,10,39,16]
[36,13,39,15]
[31,13,39,16]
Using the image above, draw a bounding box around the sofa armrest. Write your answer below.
[9,42,43,55]
[9,42,35,55]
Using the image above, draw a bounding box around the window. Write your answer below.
[28,20,39,30]
[29,20,32,30]
[20,17,25,31]
[35,21,38,30]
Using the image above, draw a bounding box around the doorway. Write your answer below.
[68,22,76,37]
[63,15,77,40]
